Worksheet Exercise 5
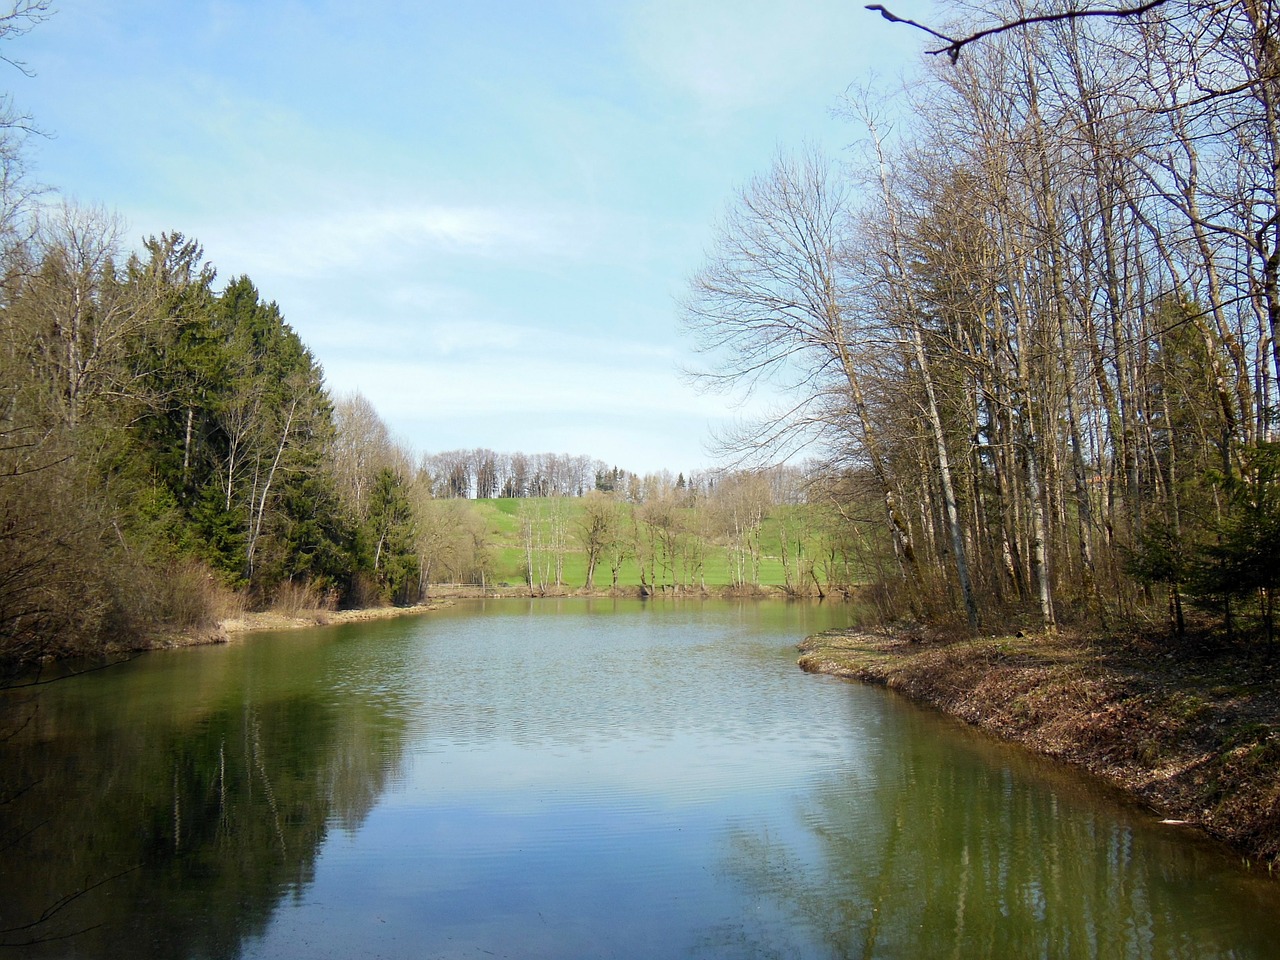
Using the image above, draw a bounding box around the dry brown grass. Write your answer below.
[268,579,336,621]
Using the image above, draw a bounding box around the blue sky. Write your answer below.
[12,0,934,475]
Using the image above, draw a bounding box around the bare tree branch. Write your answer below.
[866,0,1171,62]
[0,0,54,77]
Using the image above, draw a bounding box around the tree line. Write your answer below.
[419,449,622,499]
[0,195,825,666]
[686,0,1280,640]
[0,191,745,666]
[10,0,1273,662]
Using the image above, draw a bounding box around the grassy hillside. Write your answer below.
[462,497,813,590]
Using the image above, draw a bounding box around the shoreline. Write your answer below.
[797,628,1279,874]
[142,601,453,651]
[144,586,795,653]
[217,600,453,636]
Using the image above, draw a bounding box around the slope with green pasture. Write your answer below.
[463,497,845,591]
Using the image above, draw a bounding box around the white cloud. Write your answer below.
[318,352,736,473]
[327,354,712,421]
[414,319,531,358]
[195,202,585,281]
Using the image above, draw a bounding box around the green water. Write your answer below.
[2,599,1278,958]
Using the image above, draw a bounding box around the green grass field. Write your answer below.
[463,497,815,590]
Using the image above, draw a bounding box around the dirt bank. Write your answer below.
[797,628,1280,872]
[133,602,452,652]
[218,601,451,636]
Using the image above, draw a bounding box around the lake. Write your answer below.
[2,598,1279,958]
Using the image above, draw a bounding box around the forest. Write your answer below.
[684,0,1280,642]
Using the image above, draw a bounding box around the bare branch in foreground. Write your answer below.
[866,0,1171,62]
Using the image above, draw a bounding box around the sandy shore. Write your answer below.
[217,601,451,635]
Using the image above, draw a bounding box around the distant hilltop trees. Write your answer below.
[419,449,622,500]
[414,449,718,501]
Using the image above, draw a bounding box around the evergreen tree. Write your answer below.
[363,467,419,604]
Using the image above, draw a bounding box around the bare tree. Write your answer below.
[846,94,981,627]
[331,392,397,523]
[16,202,158,429]
[576,491,619,590]
[712,471,771,588]
[682,148,922,590]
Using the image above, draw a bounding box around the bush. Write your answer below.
[269,579,334,617]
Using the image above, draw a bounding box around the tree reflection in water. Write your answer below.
[0,643,407,958]
[709,700,1280,960]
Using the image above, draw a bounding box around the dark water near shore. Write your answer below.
[3,598,1279,958]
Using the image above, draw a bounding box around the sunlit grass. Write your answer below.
[468,497,808,589]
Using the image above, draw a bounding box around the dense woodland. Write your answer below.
[685,0,1280,642]
[2,0,1279,667]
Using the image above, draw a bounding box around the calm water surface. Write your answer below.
[2,599,1279,959]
